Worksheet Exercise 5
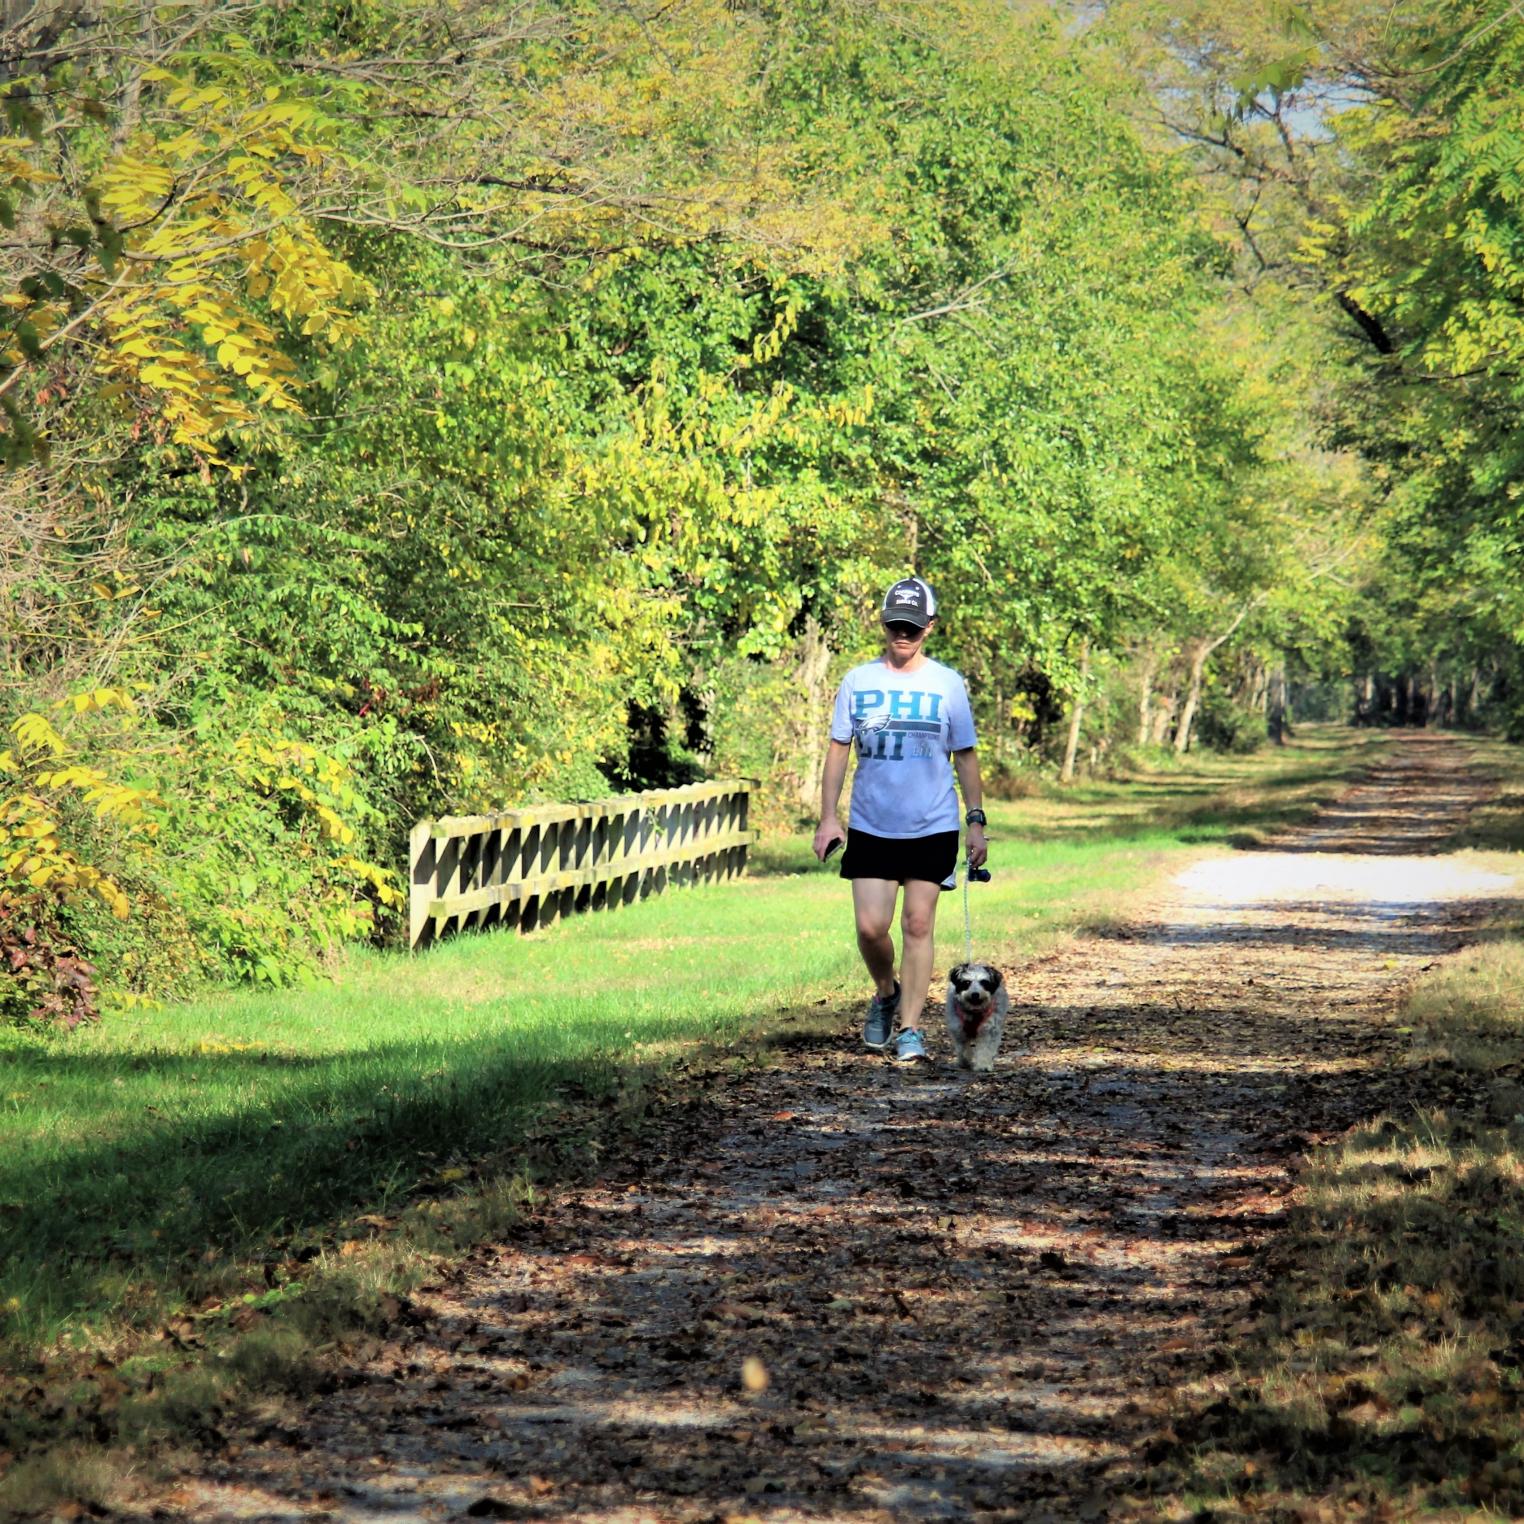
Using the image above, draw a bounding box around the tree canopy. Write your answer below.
[1,0,1514,1018]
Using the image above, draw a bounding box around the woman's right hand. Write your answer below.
[813,818,846,861]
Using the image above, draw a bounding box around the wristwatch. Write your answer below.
[965,808,987,827]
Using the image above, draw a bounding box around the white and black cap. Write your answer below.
[881,576,937,628]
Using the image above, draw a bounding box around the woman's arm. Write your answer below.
[953,747,987,869]
[812,740,853,860]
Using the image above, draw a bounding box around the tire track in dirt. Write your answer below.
[157,735,1516,1523]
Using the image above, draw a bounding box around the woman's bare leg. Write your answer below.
[851,877,901,996]
[897,878,942,1029]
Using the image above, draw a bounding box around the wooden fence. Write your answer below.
[408,778,756,950]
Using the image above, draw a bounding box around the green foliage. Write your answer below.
[1197,693,1270,754]
[1,0,1372,1003]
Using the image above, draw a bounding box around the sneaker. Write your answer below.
[862,981,900,1049]
[892,1027,929,1064]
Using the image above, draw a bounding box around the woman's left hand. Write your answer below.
[966,823,988,870]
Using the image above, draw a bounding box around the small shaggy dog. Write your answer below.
[944,962,1009,1072]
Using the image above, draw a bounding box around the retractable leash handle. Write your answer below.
[961,844,991,964]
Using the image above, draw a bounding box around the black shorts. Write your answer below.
[839,828,959,889]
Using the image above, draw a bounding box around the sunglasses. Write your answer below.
[883,621,926,640]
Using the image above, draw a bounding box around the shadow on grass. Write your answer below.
[0,1029,672,1361]
[1449,787,1524,854]
[1135,1098,1524,1520]
[0,733,1393,1379]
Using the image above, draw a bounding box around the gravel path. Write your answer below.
[158,735,1516,1523]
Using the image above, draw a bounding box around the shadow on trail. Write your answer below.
[155,733,1514,1522]
[200,940,1423,1521]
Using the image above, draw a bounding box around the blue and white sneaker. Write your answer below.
[862,981,900,1050]
[892,1027,929,1064]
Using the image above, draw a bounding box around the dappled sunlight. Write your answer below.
[157,742,1513,1520]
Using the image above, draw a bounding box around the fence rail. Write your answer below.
[408,778,756,950]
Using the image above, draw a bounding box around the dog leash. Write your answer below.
[962,862,974,965]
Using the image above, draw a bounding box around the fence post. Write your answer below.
[408,817,434,952]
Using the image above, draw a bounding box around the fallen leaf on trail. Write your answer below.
[742,1356,769,1392]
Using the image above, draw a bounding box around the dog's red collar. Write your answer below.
[954,999,991,1036]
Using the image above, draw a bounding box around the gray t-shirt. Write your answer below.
[830,657,977,838]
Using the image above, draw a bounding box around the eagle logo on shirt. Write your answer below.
[853,711,892,738]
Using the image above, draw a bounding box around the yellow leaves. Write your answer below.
[57,687,135,715]
[335,855,404,908]
[165,82,231,115]
[114,992,163,1012]
[0,134,58,190]
[1,690,163,920]
[56,70,371,457]
[97,879,131,919]
[234,731,370,853]
[0,790,132,919]
[37,767,160,828]
[95,155,176,217]
[315,804,354,844]
[11,713,67,757]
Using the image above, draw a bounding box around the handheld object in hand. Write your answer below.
[824,837,843,861]
[968,865,991,883]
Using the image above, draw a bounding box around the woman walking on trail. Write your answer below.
[812,577,989,1063]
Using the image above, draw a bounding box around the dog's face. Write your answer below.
[949,962,1003,1012]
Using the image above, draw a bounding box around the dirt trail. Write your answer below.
[161,735,1516,1523]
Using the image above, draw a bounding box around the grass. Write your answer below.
[0,724,1381,1513]
[1130,731,1524,1523]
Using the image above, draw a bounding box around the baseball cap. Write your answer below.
[880,576,937,628]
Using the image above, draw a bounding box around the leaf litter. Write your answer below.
[139,735,1516,1523]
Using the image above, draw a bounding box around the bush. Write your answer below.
[1195,696,1267,754]
[1,685,404,1015]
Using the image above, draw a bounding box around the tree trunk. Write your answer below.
[1172,601,1256,755]
[1174,641,1210,755]
[1150,690,1177,747]
[1234,658,1264,710]
[1268,665,1289,745]
[1136,652,1156,747]
[1060,640,1090,784]
[794,617,833,809]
